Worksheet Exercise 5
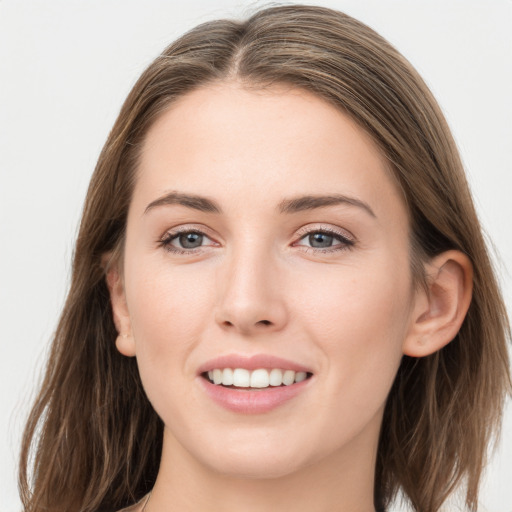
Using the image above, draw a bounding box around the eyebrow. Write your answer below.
[144,191,376,218]
[278,194,376,218]
[145,191,222,214]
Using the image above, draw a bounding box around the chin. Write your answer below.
[187,429,325,480]
[205,450,310,480]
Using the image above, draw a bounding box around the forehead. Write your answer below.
[134,82,407,223]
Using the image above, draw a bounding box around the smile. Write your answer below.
[197,354,314,413]
[205,368,310,388]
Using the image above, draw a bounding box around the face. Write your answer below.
[114,83,418,479]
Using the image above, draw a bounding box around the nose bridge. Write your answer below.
[215,237,287,334]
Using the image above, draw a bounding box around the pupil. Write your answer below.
[180,232,203,248]
[309,233,333,248]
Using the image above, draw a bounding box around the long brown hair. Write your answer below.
[19,5,510,512]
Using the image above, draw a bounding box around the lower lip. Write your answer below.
[199,377,311,414]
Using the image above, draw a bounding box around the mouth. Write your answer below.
[197,354,314,413]
[202,368,313,389]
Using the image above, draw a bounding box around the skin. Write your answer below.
[108,83,472,512]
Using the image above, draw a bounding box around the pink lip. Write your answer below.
[198,376,312,414]
[197,354,313,414]
[197,354,312,374]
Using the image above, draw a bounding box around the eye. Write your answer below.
[159,229,217,254]
[158,225,353,255]
[294,227,355,252]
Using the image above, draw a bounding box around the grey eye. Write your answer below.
[308,232,334,248]
[178,232,204,248]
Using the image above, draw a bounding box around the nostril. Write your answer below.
[258,320,272,326]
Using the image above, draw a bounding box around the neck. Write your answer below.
[147,421,380,512]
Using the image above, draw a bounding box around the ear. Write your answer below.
[403,250,473,357]
[103,253,136,357]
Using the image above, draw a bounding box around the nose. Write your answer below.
[214,245,288,335]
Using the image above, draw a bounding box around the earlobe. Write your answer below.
[115,332,136,357]
[403,250,473,357]
[104,258,136,357]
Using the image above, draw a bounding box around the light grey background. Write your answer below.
[1,1,511,511]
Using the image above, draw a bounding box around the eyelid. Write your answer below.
[291,224,356,254]
[159,223,218,241]
[158,224,220,254]
[162,230,216,246]
[157,223,356,255]
[294,223,356,242]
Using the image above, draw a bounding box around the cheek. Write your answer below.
[298,257,411,336]
[296,259,411,399]
[123,260,219,426]
[125,260,215,371]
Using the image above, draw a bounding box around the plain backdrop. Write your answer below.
[1,1,511,511]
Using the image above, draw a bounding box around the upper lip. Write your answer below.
[197,354,313,375]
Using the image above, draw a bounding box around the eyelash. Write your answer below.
[158,226,355,255]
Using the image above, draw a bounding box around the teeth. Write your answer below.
[269,368,283,386]
[233,368,250,387]
[250,369,269,388]
[222,368,234,386]
[206,368,310,388]
[213,369,223,385]
[282,370,295,386]
[295,371,307,383]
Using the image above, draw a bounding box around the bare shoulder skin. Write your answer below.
[117,494,150,512]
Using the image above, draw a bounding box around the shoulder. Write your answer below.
[116,494,150,512]
[116,504,142,512]
[116,505,141,512]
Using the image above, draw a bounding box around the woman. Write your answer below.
[19,5,510,512]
